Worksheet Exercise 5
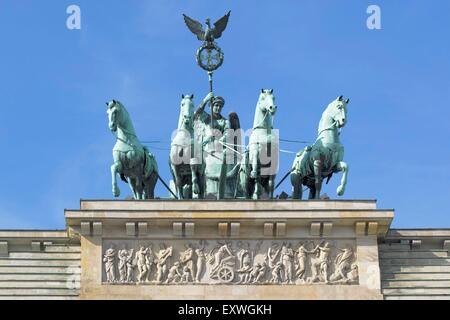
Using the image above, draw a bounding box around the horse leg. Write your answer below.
[336,161,349,196]
[250,144,259,179]
[126,176,132,195]
[250,147,261,200]
[252,175,260,200]
[250,168,261,200]
[170,163,181,199]
[244,177,250,199]
[182,175,192,199]
[249,177,257,200]
[175,173,183,199]
[148,171,158,199]
[260,177,268,199]
[308,186,315,199]
[193,166,205,200]
[144,172,157,199]
[111,161,122,197]
[290,173,302,199]
[142,156,158,199]
[268,176,275,199]
[238,167,247,199]
[170,163,182,199]
[126,177,137,199]
[252,177,258,200]
[134,176,145,200]
[191,164,200,198]
[268,177,273,199]
[313,160,323,199]
[198,171,205,199]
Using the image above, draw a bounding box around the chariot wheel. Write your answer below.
[217,265,235,283]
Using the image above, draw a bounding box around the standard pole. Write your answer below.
[208,71,214,131]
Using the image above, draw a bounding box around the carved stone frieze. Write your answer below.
[102,239,359,285]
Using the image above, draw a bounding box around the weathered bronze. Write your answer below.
[183,11,230,44]
[290,96,350,199]
[107,100,159,199]
[238,89,279,199]
[104,13,353,201]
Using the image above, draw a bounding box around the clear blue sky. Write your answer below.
[0,1,449,229]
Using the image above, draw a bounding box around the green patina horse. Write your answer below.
[107,100,158,199]
[290,96,350,199]
[169,94,206,199]
[239,89,279,199]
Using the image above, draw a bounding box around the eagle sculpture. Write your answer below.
[183,11,231,43]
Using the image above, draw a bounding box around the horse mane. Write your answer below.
[317,100,336,135]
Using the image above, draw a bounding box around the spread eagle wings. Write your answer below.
[183,11,231,41]
[182,14,205,41]
[212,10,231,39]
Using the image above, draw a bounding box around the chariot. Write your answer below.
[210,255,236,283]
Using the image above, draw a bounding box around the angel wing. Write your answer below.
[228,111,242,157]
[213,10,231,39]
[183,14,205,41]
[228,111,240,131]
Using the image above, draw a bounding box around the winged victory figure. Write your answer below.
[183,11,231,43]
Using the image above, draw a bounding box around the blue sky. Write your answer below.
[0,1,449,229]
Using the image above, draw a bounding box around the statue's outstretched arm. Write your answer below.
[194,92,213,119]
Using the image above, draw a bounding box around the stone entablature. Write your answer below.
[63,199,393,299]
[2,201,450,300]
[65,200,393,239]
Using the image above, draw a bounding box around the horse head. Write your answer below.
[179,94,195,129]
[328,95,349,129]
[106,99,125,132]
[258,89,277,115]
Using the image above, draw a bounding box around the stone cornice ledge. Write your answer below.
[65,199,394,239]
[386,229,450,239]
[77,199,379,211]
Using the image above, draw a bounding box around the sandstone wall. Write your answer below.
[379,229,450,300]
[0,231,80,300]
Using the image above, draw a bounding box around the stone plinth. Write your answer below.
[65,200,393,300]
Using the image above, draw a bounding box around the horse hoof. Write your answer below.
[336,186,345,196]
[113,188,120,197]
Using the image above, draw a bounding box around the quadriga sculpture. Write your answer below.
[239,89,279,199]
[169,94,206,199]
[107,100,158,199]
[290,95,349,199]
